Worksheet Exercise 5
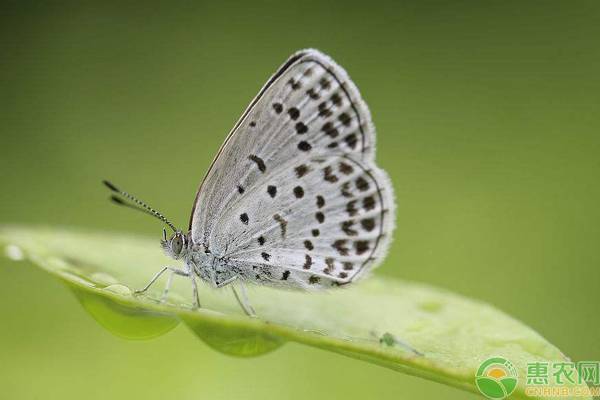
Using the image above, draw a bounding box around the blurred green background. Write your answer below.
[1,1,599,399]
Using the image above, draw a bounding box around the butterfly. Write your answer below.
[104,49,396,316]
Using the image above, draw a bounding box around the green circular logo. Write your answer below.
[475,357,518,399]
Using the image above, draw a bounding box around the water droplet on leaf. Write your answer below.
[103,284,132,296]
[4,244,24,261]
[69,284,179,340]
[92,272,119,286]
[182,312,284,357]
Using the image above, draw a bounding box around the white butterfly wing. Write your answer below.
[189,49,395,288]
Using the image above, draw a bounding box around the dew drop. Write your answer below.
[102,283,132,296]
[68,284,179,340]
[182,313,284,357]
[4,244,24,261]
[91,272,119,287]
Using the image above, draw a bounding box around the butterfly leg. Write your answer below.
[214,276,256,317]
[231,280,256,318]
[135,266,169,295]
[135,266,188,298]
[160,267,190,303]
[160,271,174,302]
[190,274,201,309]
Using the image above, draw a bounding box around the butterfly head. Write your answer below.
[161,229,188,260]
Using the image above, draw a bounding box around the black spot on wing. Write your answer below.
[316,195,325,208]
[298,141,312,152]
[315,212,325,223]
[332,239,349,256]
[248,155,266,173]
[363,196,376,211]
[295,122,308,134]
[323,166,339,183]
[303,254,313,269]
[338,162,354,175]
[341,182,353,198]
[273,214,287,238]
[288,78,301,90]
[322,122,339,138]
[344,134,358,149]
[307,88,320,100]
[324,257,335,275]
[288,107,300,120]
[295,164,309,178]
[293,186,304,198]
[318,102,332,118]
[356,176,370,191]
[361,218,376,232]
[354,240,369,255]
[338,112,352,126]
[346,200,358,216]
[331,93,343,107]
[341,220,358,236]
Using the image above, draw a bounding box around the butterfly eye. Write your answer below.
[171,235,183,255]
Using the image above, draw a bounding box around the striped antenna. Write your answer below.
[102,180,178,232]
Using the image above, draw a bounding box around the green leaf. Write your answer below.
[0,226,590,399]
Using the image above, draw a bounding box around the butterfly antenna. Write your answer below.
[102,180,178,232]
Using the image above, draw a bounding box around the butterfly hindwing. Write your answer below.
[190,49,395,289]
[217,155,393,288]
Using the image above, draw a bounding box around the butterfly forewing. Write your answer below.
[190,49,395,288]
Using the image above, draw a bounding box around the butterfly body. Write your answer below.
[168,230,342,290]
